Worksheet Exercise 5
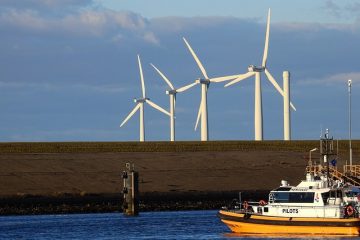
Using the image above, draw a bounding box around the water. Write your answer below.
[0,210,357,239]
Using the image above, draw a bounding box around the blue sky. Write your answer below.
[0,0,359,142]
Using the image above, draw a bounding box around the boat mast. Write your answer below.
[320,129,336,187]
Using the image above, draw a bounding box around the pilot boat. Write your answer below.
[218,132,360,236]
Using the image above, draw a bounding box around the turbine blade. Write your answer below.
[183,37,209,79]
[150,63,175,90]
[146,99,171,116]
[120,104,141,127]
[137,55,146,98]
[262,8,271,68]
[176,82,197,93]
[210,74,243,83]
[264,68,284,96]
[224,72,255,87]
[194,101,202,131]
[265,69,297,111]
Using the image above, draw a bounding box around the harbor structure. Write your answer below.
[122,163,139,216]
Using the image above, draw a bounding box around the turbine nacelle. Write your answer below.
[133,98,149,103]
[248,65,265,73]
[166,89,177,95]
[195,78,210,84]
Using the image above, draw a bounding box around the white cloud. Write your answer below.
[0,7,158,44]
[151,16,254,33]
[0,0,93,10]
[142,31,159,45]
[0,9,48,30]
[59,10,148,36]
[111,11,147,30]
[323,0,342,18]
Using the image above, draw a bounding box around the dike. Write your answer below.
[0,191,268,215]
[0,140,358,215]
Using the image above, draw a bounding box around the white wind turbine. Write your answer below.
[183,37,249,141]
[224,8,296,141]
[151,63,198,141]
[120,55,170,142]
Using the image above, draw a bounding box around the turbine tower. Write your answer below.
[224,8,296,141]
[183,37,247,141]
[283,71,291,140]
[120,55,170,142]
[151,63,197,141]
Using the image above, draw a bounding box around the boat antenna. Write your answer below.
[320,124,323,138]
[348,79,352,167]
[320,129,335,187]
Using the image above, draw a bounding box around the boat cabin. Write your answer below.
[251,176,359,218]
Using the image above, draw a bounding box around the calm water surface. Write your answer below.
[0,210,357,239]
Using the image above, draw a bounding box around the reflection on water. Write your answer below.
[0,210,357,239]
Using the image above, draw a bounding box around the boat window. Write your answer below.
[289,192,314,203]
[264,207,268,212]
[273,192,315,203]
[321,192,329,204]
[274,187,292,191]
[329,190,342,198]
[273,192,289,202]
[337,190,342,198]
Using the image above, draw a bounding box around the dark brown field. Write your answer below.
[0,140,358,197]
[0,140,359,214]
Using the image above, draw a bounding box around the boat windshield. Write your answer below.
[272,192,314,203]
[321,192,329,204]
[273,187,292,191]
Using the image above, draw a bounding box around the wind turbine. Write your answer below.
[120,55,170,142]
[183,37,248,141]
[151,63,197,141]
[224,8,296,141]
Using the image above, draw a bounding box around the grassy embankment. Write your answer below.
[0,140,358,153]
[0,140,358,215]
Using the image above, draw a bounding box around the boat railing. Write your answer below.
[330,166,360,186]
[306,165,360,186]
[306,165,323,175]
[222,200,267,213]
[264,204,341,209]
[223,202,359,218]
[344,165,360,178]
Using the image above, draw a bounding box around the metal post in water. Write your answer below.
[122,163,139,216]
